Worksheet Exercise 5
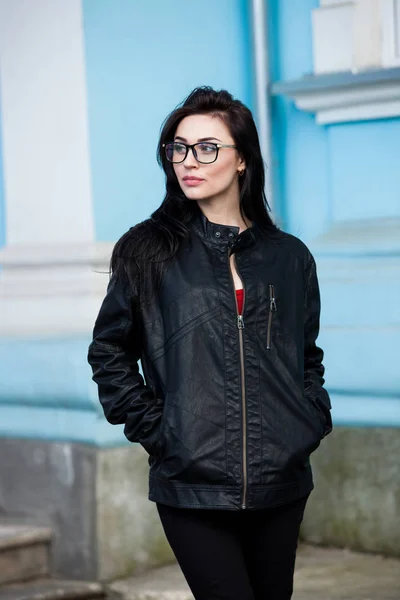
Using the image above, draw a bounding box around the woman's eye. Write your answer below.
[174,144,186,154]
[198,144,216,153]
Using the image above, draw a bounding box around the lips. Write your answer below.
[182,176,204,187]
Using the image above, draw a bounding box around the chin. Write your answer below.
[185,186,224,200]
[182,188,210,200]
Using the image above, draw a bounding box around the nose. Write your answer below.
[183,147,198,168]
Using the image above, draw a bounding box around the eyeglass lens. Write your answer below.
[165,142,218,164]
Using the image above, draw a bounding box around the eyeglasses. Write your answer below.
[163,141,237,164]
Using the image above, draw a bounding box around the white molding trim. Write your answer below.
[320,0,351,5]
[0,241,113,268]
[0,242,114,336]
[288,79,400,124]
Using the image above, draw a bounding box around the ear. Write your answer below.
[237,156,246,176]
[238,152,246,166]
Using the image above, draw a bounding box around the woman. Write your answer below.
[88,87,332,600]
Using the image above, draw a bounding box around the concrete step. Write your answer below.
[0,525,52,585]
[0,579,106,600]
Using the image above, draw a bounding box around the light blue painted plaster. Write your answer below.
[0,337,98,409]
[0,335,163,446]
[268,0,330,237]
[320,328,400,396]
[279,103,331,238]
[316,253,400,399]
[269,1,400,235]
[0,404,130,447]
[270,0,319,83]
[0,335,144,446]
[3,0,397,449]
[328,118,400,222]
[83,0,253,243]
[330,393,400,427]
[268,0,400,427]
[2,392,399,444]
[320,279,400,329]
[313,254,400,329]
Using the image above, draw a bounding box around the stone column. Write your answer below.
[0,0,172,580]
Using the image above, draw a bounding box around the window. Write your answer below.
[382,0,400,65]
[312,0,400,74]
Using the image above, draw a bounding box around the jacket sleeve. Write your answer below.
[87,272,163,454]
[303,255,333,438]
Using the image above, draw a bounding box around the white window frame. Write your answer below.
[279,1,400,124]
[381,0,400,67]
[320,0,352,5]
[313,0,400,73]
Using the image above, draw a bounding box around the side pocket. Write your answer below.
[266,284,277,350]
[302,390,325,440]
[153,407,167,460]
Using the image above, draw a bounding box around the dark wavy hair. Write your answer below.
[111,86,277,296]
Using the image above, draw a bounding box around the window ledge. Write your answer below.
[271,67,400,124]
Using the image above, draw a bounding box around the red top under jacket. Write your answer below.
[236,289,244,315]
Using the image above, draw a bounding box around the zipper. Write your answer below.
[266,284,277,350]
[228,249,248,510]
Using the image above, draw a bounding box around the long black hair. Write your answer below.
[111,86,277,297]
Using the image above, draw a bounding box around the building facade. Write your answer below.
[269,0,400,557]
[0,0,399,580]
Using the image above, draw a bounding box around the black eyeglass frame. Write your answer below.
[162,141,237,164]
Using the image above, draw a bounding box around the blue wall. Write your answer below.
[0,1,255,447]
[268,0,331,236]
[0,336,129,446]
[2,0,398,448]
[83,0,253,242]
[269,0,400,426]
[328,119,400,222]
[269,0,400,236]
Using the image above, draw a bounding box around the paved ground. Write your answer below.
[109,543,400,600]
[294,545,400,599]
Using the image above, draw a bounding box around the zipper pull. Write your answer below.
[237,315,245,329]
[269,284,277,311]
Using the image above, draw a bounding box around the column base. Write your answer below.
[302,427,400,556]
[0,438,174,581]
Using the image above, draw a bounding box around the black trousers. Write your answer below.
[156,493,309,600]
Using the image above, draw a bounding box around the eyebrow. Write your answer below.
[174,136,223,143]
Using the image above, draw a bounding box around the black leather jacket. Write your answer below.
[88,212,332,510]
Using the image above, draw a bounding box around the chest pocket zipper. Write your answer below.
[266,284,277,350]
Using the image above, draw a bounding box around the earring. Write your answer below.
[238,168,245,177]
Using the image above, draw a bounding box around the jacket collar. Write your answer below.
[191,210,258,253]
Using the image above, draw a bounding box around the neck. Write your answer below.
[197,194,251,234]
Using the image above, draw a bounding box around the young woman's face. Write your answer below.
[172,114,245,203]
